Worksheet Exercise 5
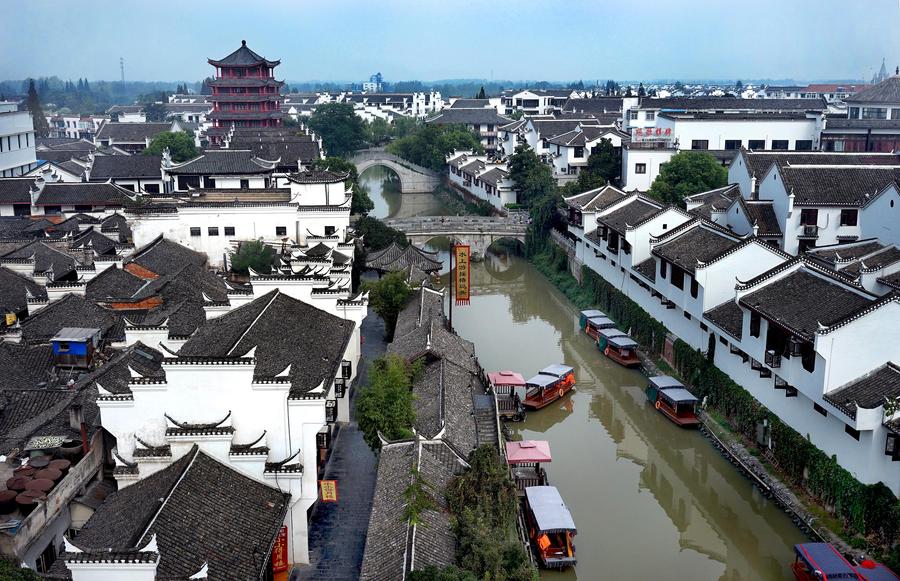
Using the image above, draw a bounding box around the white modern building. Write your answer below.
[0,102,38,177]
[446,151,516,210]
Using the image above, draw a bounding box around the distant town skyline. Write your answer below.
[4,0,900,84]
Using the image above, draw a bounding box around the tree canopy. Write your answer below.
[228,240,276,275]
[363,270,412,340]
[356,353,418,450]
[142,102,168,122]
[308,156,374,215]
[648,151,728,206]
[143,131,197,162]
[26,79,50,137]
[507,145,555,208]
[387,123,483,171]
[307,102,367,157]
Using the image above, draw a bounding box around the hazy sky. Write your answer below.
[4,0,900,83]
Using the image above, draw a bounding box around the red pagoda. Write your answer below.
[207,40,284,145]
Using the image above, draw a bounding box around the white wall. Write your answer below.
[622,147,674,191]
[655,116,820,151]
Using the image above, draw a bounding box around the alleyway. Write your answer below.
[296,311,385,581]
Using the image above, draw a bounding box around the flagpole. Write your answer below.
[448,243,454,330]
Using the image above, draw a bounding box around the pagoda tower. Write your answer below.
[207,40,284,145]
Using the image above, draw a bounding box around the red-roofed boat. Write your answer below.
[488,370,527,421]
[506,440,551,493]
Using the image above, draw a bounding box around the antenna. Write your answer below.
[120,57,125,83]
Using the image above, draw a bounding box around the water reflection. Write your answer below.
[448,247,807,581]
[360,165,455,220]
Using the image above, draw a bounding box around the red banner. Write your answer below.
[454,245,470,305]
[271,526,289,573]
[319,479,338,502]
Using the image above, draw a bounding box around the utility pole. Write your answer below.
[120,57,125,84]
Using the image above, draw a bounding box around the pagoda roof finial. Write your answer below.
[242,39,246,47]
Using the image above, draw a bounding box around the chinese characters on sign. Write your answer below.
[320,479,338,502]
[271,526,289,573]
[632,127,672,141]
[454,245,470,305]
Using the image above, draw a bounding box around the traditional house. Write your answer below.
[87,154,165,194]
[94,122,175,153]
[426,108,512,154]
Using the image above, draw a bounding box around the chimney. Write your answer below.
[68,403,84,431]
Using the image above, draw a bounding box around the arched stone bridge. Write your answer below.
[384,214,529,259]
[348,148,442,193]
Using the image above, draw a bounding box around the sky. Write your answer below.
[4,0,900,83]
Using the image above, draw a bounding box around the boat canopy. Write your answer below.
[540,364,574,378]
[586,316,615,328]
[794,543,861,579]
[608,336,638,349]
[488,370,526,387]
[598,328,627,340]
[506,440,552,464]
[580,309,605,319]
[856,562,900,581]
[527,374,560,388]
[659,388,699,404]
[649,375,684,390]
[525,486,577,534]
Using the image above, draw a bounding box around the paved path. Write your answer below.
[295,311,385,581]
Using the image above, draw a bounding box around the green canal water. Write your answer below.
[362,166,808,580]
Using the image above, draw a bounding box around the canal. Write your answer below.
[362,167,808,580]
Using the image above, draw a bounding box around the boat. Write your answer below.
[646,376,700,427]
[488,370,527,421]
[522,364,576,410]
[506,440,551,493]
[523,486,577,569]
[601,334,641,368]
[584,316,616,340]
[596,327,627,351]
[578,309,605,330]
[790,543,900,581]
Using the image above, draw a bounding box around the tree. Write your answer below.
[387,123,482,171]
[355,353,417,450]
[144,131,197,162]
[229,240,276,275]
[735,80,744,92]
[200,77,214,95]
[507,145,555,208]
[648,151,728,206]
[308,156,374,215]
[409,566,478,581]
[475,86,486,99]
[638,82,646,97]
[363,271,412,340]
[0,560,40,580]
[390,116,419,139]
[365,117,391,145]
[307,102,367,157]
[355,215,407,250]
[26,79,50,137]
[142,101,168,122]
[625,86,634,97]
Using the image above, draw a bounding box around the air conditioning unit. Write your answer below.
[788,337,803,357]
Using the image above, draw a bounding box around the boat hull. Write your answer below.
[523,381,574,410]
[603,348,641,368]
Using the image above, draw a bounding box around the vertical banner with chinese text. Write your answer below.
[271,526,289,574]
[319,479,339,502]
[454,245,470,305]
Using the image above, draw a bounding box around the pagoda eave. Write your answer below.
[207,58,281,68]
[208,78,285,88]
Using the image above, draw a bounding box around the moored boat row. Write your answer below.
[792,543,899,581]
[580,309,640,367]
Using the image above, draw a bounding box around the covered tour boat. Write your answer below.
[578,309,605,330]
[524,486,577,569]
[488,370,527,421]
[601,334,641,368]
[790,543,900,581]
[507,440,551,493]
[584,315,615,340]
[522,364,576,410]
[597,327,627,351]
[646,376,700,427]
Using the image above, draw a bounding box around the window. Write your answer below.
[660,259,667,279]
[719,336,728,346]
[771,140,789,150]
[862,107,887,120]
[800,208,818,226]
[749,312,761,338]
[683,311,692,320]
[44,205,62,215]
[208,227,219,236]
[795,140,813,151]
[574,146,584,158]
[690,277,699,298]
[700,322,708,331]
[325,226,337,236]
[724,140,742,150]
[224,226,235,236]
[240,179,250,189]
[845,424,860,441]
[813,403,828,417]
[840,209,858,226]
[892,109,900,120]
[74,205,92,212]
[635,163,647,174]
[275,226,287,236]
[670,266,684,290]
[190,227,201,236]
[120,184,135,192]
[849,107,860,119]
[629,110,638,120]
[748,139,765,150]
[691,140,709,150]
[646,111,655,121]
[144,183,160,194]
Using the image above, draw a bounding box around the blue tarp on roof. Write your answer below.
[794,543,860,578]
[527,374,559,388]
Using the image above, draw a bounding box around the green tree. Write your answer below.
[25,79,50,137]
[387,123,483,171]
[638,82,646,97]
[559,137,622,197]
[648,151,728,206]
[355,215,408,250]
[144,131,198,162]
[391,116,419,139]
[363,270,412,340]
[366,117,391,145]
[0,560,40,580]
[308,156,374,215]
[475,86,486,99]
[142,101,168,122]
[508,145,555,208]
[735,80,744,92]
[307,102,367,157]
[228,240,276,275]
[409,565,478,581]
[355,353,417,450]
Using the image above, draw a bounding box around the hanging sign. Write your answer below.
[319,479,339,502]
[271,526,289,573]
[454,245,471,306]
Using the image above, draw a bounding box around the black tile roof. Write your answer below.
[95,122,173,143]
[737,150,900,180]
[85,266,145,300]
[20,293,122,344]
[450,99,493,109]
[824,118,900,129]
[739,269,872,340]
[83,343,165,395]
[839,246,900,277]
[562,97,623,114]
[633,258,656,283]
[237,140,321,169]
[208,40,280,67]
[598,197,663,234]
[34,182,134,207]
[878,271,900,290]
[427,108,511,126]
[393,286,444,340]
[366,242,442,273]
[740,199,782,236]
[478,167,508,186]
[164,150,277,175]
[64,446,289,580]
[685,184,741,219]
[178,290,354,396]
[563,184,627,212]
[89,154,162,180]
[704,300,744,340]
[0,240,79,278]
[128,236,207,276]
[530,119,601,139]
[779,166,900,207]
[69,228,119,256]
[0,266,48,313]
[659,111,812,121]
[824,363,900,418]
[286,169,349,184]
[0,177,35,204]
[807,240,887,267]
[845,76,900,103]
[653,224,741,274]
[0,342,53,392]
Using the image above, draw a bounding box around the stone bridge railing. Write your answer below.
[348,148,443,192]
[384,215,529,236]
